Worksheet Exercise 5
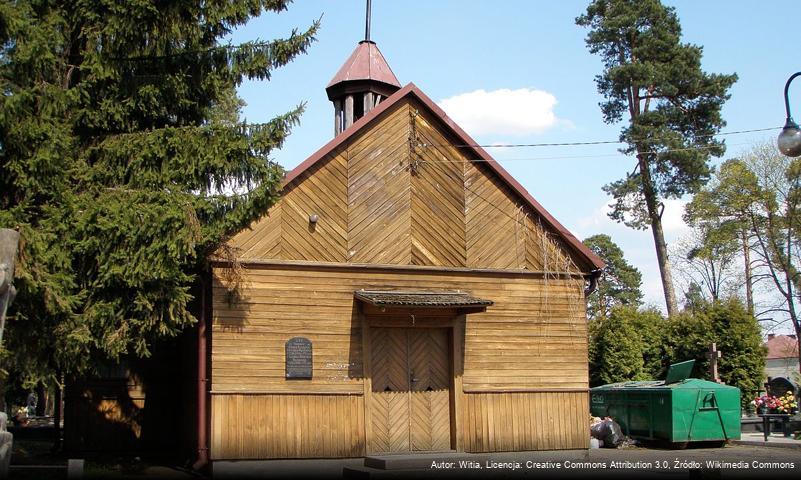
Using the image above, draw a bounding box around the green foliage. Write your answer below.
[683,282,705,312]
[583,234,643,319]
[577,0,736,315]
[666,299,766,405]
[672,224,740,303]
[686,144,801,362]
[577,0,737,228]
[589,300,765,406]
[684,158,762,297]
[0,0,319,380]
[589,305,666,386]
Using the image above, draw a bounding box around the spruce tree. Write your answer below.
[0,1,318,376]
[577,0,737,316]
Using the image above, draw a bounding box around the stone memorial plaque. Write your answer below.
[285,337,313,379]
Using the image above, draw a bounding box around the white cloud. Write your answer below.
[575,198,690,239]
[438,88,565,136]
[572,198,693,315]
[660,198,691,236]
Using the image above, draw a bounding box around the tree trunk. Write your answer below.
[650,212,679,316]
[741,229,753,315]
[637,152,679,316]
[795,321,801,374]
[35,382,46,416]
[52,373,62,452]
[0,377,5,414]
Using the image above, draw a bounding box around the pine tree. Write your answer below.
[0,1,319,377]
[685,159,760,313]
[577,0,737,316]
[583,234,643,319]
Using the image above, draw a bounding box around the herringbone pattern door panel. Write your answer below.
[370,328,410,453]
[369,327,451,453]
[409,329,451,451]
[371,391,410,452]
[371,328,408,393]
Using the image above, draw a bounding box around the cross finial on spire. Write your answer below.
[365,0,372,42]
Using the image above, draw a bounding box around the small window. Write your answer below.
[353,94,365,121]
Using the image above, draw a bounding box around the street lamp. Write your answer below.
[778,72,801,157]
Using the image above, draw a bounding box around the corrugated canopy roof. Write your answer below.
[355,290,492,309]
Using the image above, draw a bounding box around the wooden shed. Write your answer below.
[206,39,604,460]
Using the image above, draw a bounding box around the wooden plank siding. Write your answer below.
[210,394,365,460]
[211,264,587,393]
[462,391,589,452]
[209,265,589,458]
[224,98,584,274]
[211,88,594,459]
[282,148,348,263]
[209,391,587,459]
[347,104,412,265]
[410,109,467,267]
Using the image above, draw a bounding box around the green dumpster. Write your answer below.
[590,360,741,445]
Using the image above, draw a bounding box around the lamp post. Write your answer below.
[778,72,801,157]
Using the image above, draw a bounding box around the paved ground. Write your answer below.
[734,432,801,447]
[213,444,801,479]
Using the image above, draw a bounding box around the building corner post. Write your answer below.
[193,272,210,471]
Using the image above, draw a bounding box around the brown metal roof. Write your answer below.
[326,41,400,89]
[355,290,493,308]
[282,83,606,272]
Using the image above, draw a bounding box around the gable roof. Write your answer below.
[283,83,605,272]
[766,335,799,360]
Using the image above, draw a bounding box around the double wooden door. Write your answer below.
[369,327,452,453]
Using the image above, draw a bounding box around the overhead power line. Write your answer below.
[414,141,757,165]
[418,126,781,150]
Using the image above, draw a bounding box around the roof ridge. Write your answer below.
[281,83,605,272]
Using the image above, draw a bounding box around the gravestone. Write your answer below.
[767,376,797,398]
[706,343,722,383]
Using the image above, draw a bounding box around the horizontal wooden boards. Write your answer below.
[211,263,588,392]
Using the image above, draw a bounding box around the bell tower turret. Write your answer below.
[326,0,400,136]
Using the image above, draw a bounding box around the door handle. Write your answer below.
[410,371,419,383]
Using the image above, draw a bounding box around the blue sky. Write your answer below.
[230,1,801,331]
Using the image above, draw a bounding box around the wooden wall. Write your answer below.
[462,392,589,452]
[214,87,594,459]
[225,98,584,273]
[211,394,364,459]
[210,391,588,459]
[210,263,588,458]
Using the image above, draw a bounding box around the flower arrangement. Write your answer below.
[13,406,29,426]
[776,392,798,414]
[751,392,798,414]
